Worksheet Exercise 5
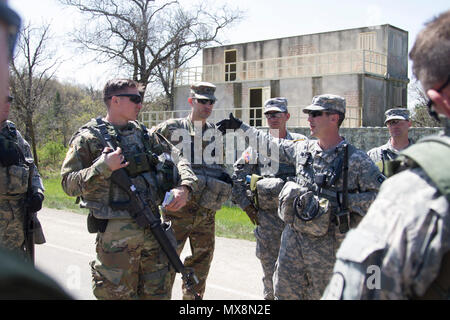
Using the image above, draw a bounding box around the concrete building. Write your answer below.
[141,24,409,128]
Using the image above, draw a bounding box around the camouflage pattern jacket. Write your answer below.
[240,123,384,224]
[0,120,43,200]
[61,118,197,220]
[323,128,450,300]
[232,130,306,210]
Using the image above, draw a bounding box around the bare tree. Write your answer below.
[10,22,60,165]
[409,79,441,127]
[59,0,243,108]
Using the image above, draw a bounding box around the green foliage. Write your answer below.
[37,142,68,176]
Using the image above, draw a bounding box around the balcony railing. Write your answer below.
[174,49,387,86]
[140,105,362,129]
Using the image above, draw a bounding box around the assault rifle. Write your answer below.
[98,120,201,300]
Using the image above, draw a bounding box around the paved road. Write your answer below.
[35,208,264,300]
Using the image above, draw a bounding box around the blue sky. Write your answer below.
[9,0,450,101]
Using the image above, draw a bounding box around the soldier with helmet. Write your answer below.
[322,9,450,300]
[155,81,233,300]
[367,107,413,177]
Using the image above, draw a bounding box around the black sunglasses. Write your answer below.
[108,94,143,104]
[426,74,450,121]
[6,95,13,103]
[196,98,215,105]
[307,110,339,118]
[0,2,21,59]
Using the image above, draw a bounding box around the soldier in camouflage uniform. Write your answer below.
[322,10,450,300]
[155,82,232,300]
[232,97,306,300]
[367,108,413,177]
[217,94,384,299]
[0,89,45,258]
[61,79,197,300]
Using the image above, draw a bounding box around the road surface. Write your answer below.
[35,207,264,300]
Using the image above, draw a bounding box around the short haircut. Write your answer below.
[409,10,450,91]
[102,79,143,105]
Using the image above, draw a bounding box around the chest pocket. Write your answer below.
[0,164,30,195]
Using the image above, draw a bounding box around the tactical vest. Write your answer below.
[398,135,450,299]
[0,121,30,198]
[74,119,174,220]
[158,117,231,211]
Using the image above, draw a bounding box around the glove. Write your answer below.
[27,192,44,213]
[293,191,319,221]
[243,204,258,225]
[0,140,21,166]
[216,113,243,134]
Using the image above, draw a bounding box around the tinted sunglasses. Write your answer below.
[265,112,285,119]
[0,2,21,59]
[108,94,143,104]
[307,110,338,118]
[426,74,450,121]
[196,98,215,105]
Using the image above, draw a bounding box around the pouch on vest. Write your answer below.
[256,177,285,211]
[249,174,262,208]
[196,174,232,211]
[278,181,305,224]
[0,164,30,195]
[375,160,401,178]
[124,152,152,177]
[292,194,331,237]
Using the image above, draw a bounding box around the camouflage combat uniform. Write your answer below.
[322,125,450,300]
[0,120,44,255]
[61,118,197,300]
[155,116,231,300]
[232,130,306,300]
[238,123,384,299]
[367,138,414,163]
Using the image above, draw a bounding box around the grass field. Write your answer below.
[43,177,255,241]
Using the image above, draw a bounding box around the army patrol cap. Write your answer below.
[264,97,288,113]
[384,108,410,124]
[190,82,217,101]
[303,94,346,115]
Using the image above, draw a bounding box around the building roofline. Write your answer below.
[205,24,408,49]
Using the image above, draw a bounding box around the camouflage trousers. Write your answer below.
[91,218,172,300]
[0,198,26,256]
[162,201,215,300]
[273,224,344,300]
[254,208,285,300]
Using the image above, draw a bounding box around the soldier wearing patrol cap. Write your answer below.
[216,94,383,299]
[232,97,306,300]
[155,81,232,300]
[367,107,413,177]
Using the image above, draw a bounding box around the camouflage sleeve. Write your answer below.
[366,147,381,163]
[231,146,257,209]
[60,130,112,197]
[239,123,298,165]
[347,150,383,216]
[149,129,198,193]
[15,130,44,194]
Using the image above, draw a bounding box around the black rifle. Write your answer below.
[98,121,201,299]
[335,144,350,233]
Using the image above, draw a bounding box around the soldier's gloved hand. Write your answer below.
[243,204,258,225]
[28,192,44,213]
[0,142,21,166]
[216,113,242,134]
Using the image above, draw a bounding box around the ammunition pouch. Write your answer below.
[255,177,285,211]
[154,153,179,200]
[196,174,232,211]
[124,152,152,177]
[277,181,305,224]
[87,212,108,233]
[375,159,401,178]
[0,164,30,195]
